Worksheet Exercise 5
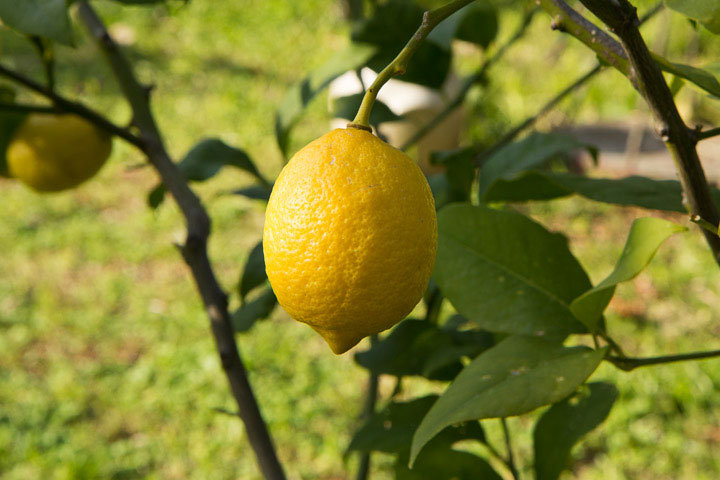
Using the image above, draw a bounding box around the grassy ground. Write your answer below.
[1,1,719,479]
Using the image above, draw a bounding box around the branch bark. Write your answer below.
[75,3,286,479]
[538,0,720,265]
[576,0,720,265]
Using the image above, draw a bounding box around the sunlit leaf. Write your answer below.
[231,288,277,333]
[410,335,607,464]
[435,204,590,337]
[665,0,720,34]
[570,217,686,332]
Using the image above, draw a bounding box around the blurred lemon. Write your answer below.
[7,113,112,192]
[264,127,437,354]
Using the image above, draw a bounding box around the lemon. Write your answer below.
[7,113,112,192]
[263,127,437,354]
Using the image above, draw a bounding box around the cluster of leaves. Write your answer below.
[3,0,720,479]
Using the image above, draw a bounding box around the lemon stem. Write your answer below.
[348,0,476,130]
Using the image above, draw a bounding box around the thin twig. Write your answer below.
[690,215,719,236]
[0,63,143,147]
[0,102,57,114]
[501,418,520,480]
[75,3,286,479]
[401,8,538,151]
[576,0,720,265]
[697,127,720,141]
[607,348,720,371]
[349,0,477,129]
[476,63,602,164]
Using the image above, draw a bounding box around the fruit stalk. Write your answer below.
[75,2,287,479]
[349,0,476,130]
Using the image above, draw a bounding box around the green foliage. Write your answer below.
[435,203,590,336]
[428,147,476,208]
[149,138,263,208]
[427,3,499,49]
[653,54,720,99]
[410,336,607,464]
[533,382,618,480]
[0,0,72,44]
[239,241,267,302]
[665,0,720,34]
[354,317,493,381]
[483,172,716,212]
[571,217,687,332]
[0,109,25,178]
[349,396,501,480]
[478,132,597,199]
[275,43,376,157]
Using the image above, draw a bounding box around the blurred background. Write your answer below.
[1,0,719,478]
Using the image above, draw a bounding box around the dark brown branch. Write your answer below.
[697,127,720,141]
[75,3,287,479]
[577,0,720,265]
[0,63,143,147]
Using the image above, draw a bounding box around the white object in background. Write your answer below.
[328,67,464,173]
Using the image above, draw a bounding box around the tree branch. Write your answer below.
[355,336,380,480]
[75,3,286,479]
[0,102,57,114]
[576,0,720,265]
[697,126,720,141]
[500,418,520,480]
[608,348,720,371]
[401,8,538,151]
[349,0,476,129]
[0,63,143,147]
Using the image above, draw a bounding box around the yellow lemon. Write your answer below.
[263,127,437,354]
[7,113,112,192]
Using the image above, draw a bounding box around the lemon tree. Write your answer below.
[2,0,720,479]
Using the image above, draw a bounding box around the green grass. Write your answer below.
[1,1,720,479]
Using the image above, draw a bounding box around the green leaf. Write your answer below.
[352,0,451,88]
[231,185,272,201]
[110,0,167,4]
[430,147,476,207]
[426,4,498,50]
[483,172,713,213]
[231,288,277,333]
[665,0,720,34]
[435,204,590,337]
[348,396,485,455]
[570,217,686,332]
[330,93,401,124]
[534,382,618,480]
[478,132,597,199]
[410,336,607,465]
[354,318,493,381]
[239,241,266,302]
[148,138,262,209]
[0,0,73,45]
[653,55,720,98]
[275,43,376,157]
[179,138,261,182]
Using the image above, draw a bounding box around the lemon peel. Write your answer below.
[264,128,437,354]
